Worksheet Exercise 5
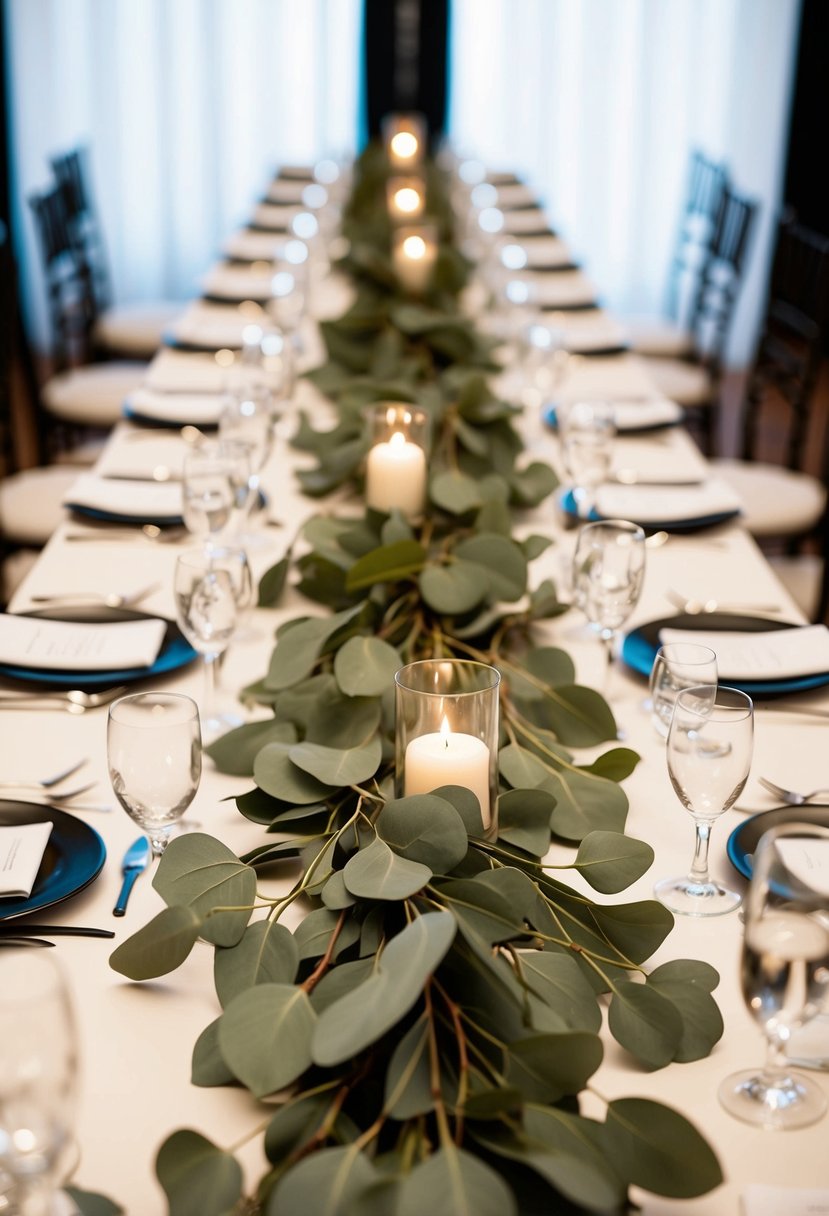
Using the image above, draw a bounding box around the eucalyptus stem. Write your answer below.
[301,909,347,993]
[424,980,454,1148]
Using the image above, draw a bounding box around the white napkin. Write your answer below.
[201,265,273,303]
[0,614,166,672]
[264,179,309,205]
[544,309,628,352]
[609,399,684,430]
[658,624,829,680]
[557,355,657,403]
[494,183,539,209]
[532,270,597,309]
[510,235,573,268]
[144,349,228,394]
[611,438,708,484]
[167,302,265,350]
[500,208,551,234]
[125,389,224,426]
[0,822,53,898]
[742,1186,829,1216]
[251,202,302,231]
[98,436,186,482]
[64,473,183,520]
[223,229,288,262]
[595,477,742,523]
[776,838,829,896]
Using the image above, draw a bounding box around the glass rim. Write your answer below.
[394,658,501,696]
[577,518,646,541]
[655,642,718,665]
[674,683,753,719]
[108,690,199,724]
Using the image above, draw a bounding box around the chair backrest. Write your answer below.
[687,183,758,377]
[664,149,729,326]
[739,211,829,469]
[28,182,96,369]
[1,220,15,479]
[50,146,111,313]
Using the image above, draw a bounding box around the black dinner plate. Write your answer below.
[544,401,683,434]
[540,299,600,313]
[0,606,197,690]
[726,805,829,880]
[559,488,740,533]
[621,612,829,696]
[122,403,220,431]
[0,800,106,921]
[67,503,184,527]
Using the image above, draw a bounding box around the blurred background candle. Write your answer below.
[395,659,501,834]
[387,176,426,222]
[365,403,429,519]
[392,226,437,293]
[383,111,427,168]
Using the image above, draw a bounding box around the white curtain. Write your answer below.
[6,0,362,349]
[449,0,802,365]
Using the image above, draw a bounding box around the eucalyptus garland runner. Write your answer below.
[108,147,726,1216]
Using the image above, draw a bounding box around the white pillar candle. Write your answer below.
[387,179,426,222]
[404,717,491,827]
[392,232,437,293]
[389,129,420,168]
[365,431,427,519]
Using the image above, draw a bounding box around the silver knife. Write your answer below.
[113,837,151,917]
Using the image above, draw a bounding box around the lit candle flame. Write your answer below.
[394,187,422,214]
[390,131,419,160]
[402,234,427,260]
[389,431,406,450]
[440,715,452,749]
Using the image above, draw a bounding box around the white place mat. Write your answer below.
[532,270,597,309]
[251,202,303,231]
[201,265,274,302]
[223,229,288,262]
[595,477,742,523]
[742,1186,829,1216]
[658,624,829,680]
[0,821,53,898]
[64,474,183,520]
[0,614,166,672]
[144,349,229,394]
[125,389,224,426]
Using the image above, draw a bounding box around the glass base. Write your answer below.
[718,1067,827,1128]
[653,875,741,917]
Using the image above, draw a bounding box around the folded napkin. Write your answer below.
[201,265,274,303]
[0,821,53,898]
[542,308,628,353]
[611,437,708,484]
[607,399,684,430]
[125,389,224,426]
[658,623,829,681]
[223,229,288,262]
[507,235,572,269]
[98,436,186,482]
[64,473,183,521]
[144,349,228,394]
[494,183,539,209]
[0,613,166,672]
[500,208,551,235]
[743,1186,829,1216]
[557,355,656,404]
[594,477,742,523]
[265,179,309,205]
[531,271,598,309]
[251,202,302,231]
[167,302,264,350]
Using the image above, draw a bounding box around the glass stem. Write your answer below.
[600,631,615,699]
[760,1030,791,1083]
[689,818,713,884]
[203,651,220,725]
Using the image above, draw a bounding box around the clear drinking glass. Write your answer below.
[107,692,202,857]
[572,519,646,691]
[173,548,239,739]
[559,400,616,516]
[649,642,718,739]
[0,951,78,1216]
[219,381,274,546]
[181,442,236,547]
[718,822,829,1128]
[656,685,753,916]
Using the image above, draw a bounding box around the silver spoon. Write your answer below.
[65,525,188,544]
[0,685,128,711]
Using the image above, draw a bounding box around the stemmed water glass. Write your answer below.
[173,547,241,738]
[559,400,616,517]
[718,821,829,1128]
[656,685,753,917]
[107,692,202,857]
[0,951,78,1216]
[181,442,236,549]
[219,380,274,545]
[649,642,718,739]
[572,518,646,692]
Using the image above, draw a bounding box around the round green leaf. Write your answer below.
[289,736,382,786]
[190,1016,235,1088]
[205,718,296,776]
[573,830,654,893]
[344,539,426,592]
[429,469,484,514]
[254,741,338,805]
[506,1032,603,1102]
[151,832,256,947]
[343,837,432,900]
[334,635,404,696]
[109,904,203,981]
[419,560,488,613]
[156,1129,243,1216]
[213,919,299,1008]
[269,1146,376,1216]
[218,983,316,1098]
[397,1146,517,1216]
[377,794,469,872]
[383,1014,433,1119]
[454,533,528,601]
[608,980,683,1070]
[604,1098,723,1197]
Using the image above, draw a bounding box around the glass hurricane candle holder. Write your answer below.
[382,111,427,168]
[387,175,426,222]
[365,403,429,520]
[392,225,438,294]
[394,659,501,836]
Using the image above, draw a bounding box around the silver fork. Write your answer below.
[28,582,161,608]
[0,685,129,712]
[65,525,188,544]
[758,777,829,806]
[0,758,88,790]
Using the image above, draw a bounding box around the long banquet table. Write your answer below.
[4,166,829,1214]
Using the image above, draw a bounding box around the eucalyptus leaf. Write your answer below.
[321,869,357,910]
[580,746,641,782]
[309,957,375,1015]
[429,469,483,515]
[109,905,203,981]
[383,1014,433,1118]
[151,832,256,947]
[205,719,296,777]
[213,919,299,1008]
[334,635,403,695]
[646,973,724,1062]
[603,1098,723,1197]
[572,831,654,894]
[191,1016,236,1088]
[268,1146,376,1216]
[431,784,485,836]
[266,604,365,689]
[396,1145,517,1216]
[545,768,630,843]
[516,951,602,1034]
[419,560,489,614]
[506,1032,603,1103]
[343,836,432,900]
[258,553,292,607]
[254,742,339,805]
[63,1187,124,1216]
[454,533,528,601]
[155,1129,243,1216]
[518,684,618,746]
[295,907,360,962]
[290,736,382,786]
[218,983,317,1098]
[344,540,426,592]
[607,980,683,1070]
[496,788,555,856]
[377,793,469,871]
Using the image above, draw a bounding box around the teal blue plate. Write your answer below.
[0,800,106,921]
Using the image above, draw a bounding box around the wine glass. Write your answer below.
[181,442,236,548]
[559,400,616,517]
[219,380,274,546]
[649,642,718,739]
[655,685,753,917]
[572,518,646,692]
[173,547,240,738]
[718,822,829,1128]
[108,692,202,857]
[0,951,78,1216]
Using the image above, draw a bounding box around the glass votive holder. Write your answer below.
[387,176,426,223]
[391,225,438,294]
[382,111,427,168]
[394,659,501,836]
[365,403,429,520]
